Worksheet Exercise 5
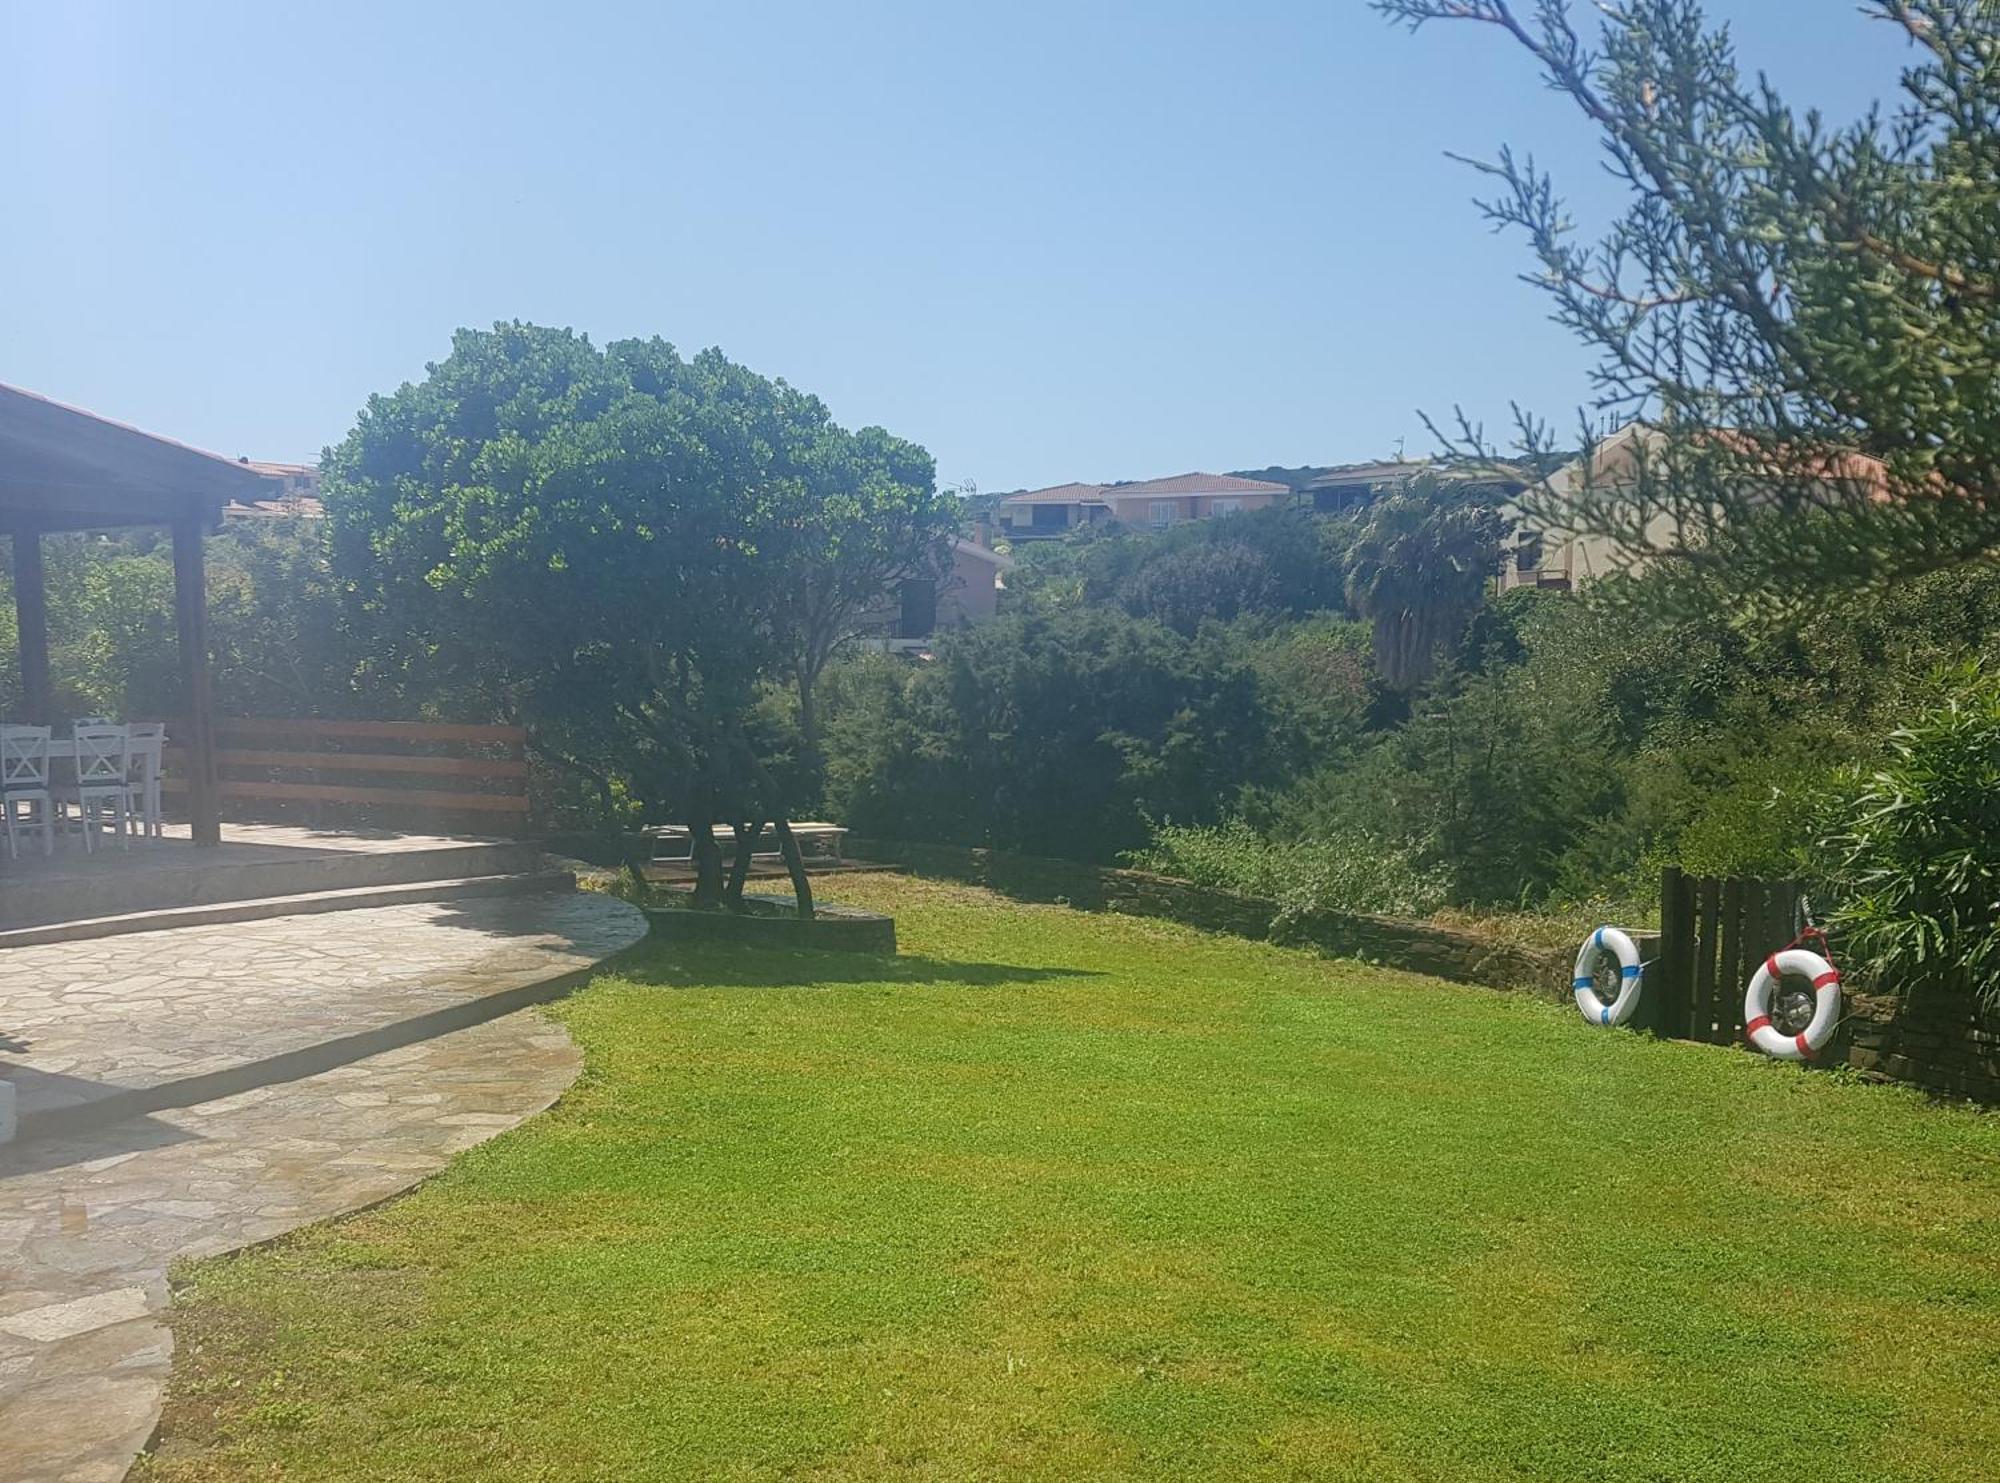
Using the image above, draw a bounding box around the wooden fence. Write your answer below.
[164,717,530,829]
[1648,867,1805,1043]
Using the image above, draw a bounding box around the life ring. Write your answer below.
[1572,926,1644,1027]
[1743,949,1841,1061]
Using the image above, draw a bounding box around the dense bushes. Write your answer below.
[1007,505,1352,633]
[1828,664,2000,1010]
[1128,819,1448,920]
[820,522,2000,965]
[0,518,349,722]
[822,608,1274,862]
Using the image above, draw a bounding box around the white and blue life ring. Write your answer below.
[1572,925,1644,1027]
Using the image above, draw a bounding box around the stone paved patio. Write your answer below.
[0,1006,584,1482]
[0,888,647,1482]
[1,892,642,1132]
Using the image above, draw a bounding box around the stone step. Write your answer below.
[0,838,545,930]
[0,869,577,950]
[0,890,647,1149]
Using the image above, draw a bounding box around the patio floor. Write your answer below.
[0,889,647,1482]
[0,891,642,1136]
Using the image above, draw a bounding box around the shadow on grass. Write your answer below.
[608,940,1103,991]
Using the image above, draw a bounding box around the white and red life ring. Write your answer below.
[1743,949,1841,1060]
[1572,926,1644,1027]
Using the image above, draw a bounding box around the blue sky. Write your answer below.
[1,2,1912,492]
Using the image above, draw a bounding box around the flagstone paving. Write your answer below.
[1,891,642,1130]
[0,890,646,1482]
[0,1007,584,1482]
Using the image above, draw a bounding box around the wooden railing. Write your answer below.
[164,717,530,825]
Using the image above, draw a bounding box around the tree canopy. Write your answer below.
[1377,0,2000,609]
[323,322,955,902]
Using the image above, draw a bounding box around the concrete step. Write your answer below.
[0,870,576,949]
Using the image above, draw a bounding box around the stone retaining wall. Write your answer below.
[847,838,1569,992]
[643,891,897,955]
[1837,989,2000,1103]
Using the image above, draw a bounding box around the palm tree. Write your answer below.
[1344,475,1510,689]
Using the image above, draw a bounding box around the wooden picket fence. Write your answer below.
[1647,867,1806,1043]
[164,717,532,831]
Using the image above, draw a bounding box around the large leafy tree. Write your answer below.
[1377,0,2000,609]
[763,423,954,774]
[324,323,951,909]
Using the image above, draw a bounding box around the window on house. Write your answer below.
[1312,484,1366,513]
[1212,497,1243,516]
[1149,500,1177,528]
[897,579,938,640]
[1515,532,1545,573]
[1031,503,1067,528]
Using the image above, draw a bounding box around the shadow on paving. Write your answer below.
[0,1106,200,1178]
[615,944,1103,991]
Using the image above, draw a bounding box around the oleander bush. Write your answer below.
[1827,663,2000,1010]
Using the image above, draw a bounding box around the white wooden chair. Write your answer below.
[66,723,132,852]
[126,721,166,839]
[1,724,54,860]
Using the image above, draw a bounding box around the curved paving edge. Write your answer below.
[0,894,647,1483]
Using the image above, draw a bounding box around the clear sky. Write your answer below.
[0,2,1914,492]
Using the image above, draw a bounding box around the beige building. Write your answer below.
[225,460,323,520]
[996,472,1290,541]
[875,537,1012,652]
[1496,423,1893,592]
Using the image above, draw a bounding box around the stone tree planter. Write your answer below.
[643,891,896,955]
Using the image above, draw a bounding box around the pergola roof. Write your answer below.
[0,381,277,533]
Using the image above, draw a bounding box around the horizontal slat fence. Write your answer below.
[1652,867,1803,1044]
[164,717,530,829]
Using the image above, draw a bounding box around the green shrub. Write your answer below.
[1129,819,1449,920]
[821,608,1271,863]
[1826,663,2000,1009]
[1672,761,1837,880]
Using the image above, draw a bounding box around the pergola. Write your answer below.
[1,382,278,847]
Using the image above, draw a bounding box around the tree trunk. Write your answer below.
[620,830,652,901]
[795,662,826,813]
[773,817,814,920]
[690,814,724,909]
[723,817,763,911]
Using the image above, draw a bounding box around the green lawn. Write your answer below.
[141,874,2000,1481]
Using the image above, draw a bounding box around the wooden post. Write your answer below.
[1652,867,1694,1038]
[1717,878,1748,1045]
[9,524,51,724]
[172,511,220,846]
[1693,877,1721,1043]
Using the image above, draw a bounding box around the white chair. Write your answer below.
[1,725,55,860]
[67,723,132,853]
[126,721,166,839]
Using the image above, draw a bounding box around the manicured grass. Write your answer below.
[141,875,1999,1481]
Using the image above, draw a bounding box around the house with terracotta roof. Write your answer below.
[224,460,323,520]
[1303,459,1438,513]
[996,472,1290,541]
[1497,421,1894,591]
